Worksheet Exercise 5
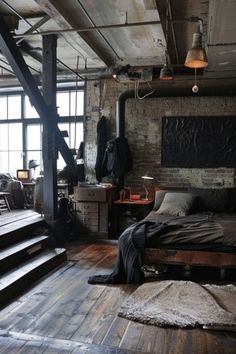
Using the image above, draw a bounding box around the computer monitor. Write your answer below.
[16,169,31,183]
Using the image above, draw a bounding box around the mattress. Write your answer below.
[144,211,236,248]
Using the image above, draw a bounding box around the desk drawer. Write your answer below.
[76,202,98,213]
[75,188,107,202]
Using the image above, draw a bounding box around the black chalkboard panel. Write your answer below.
[161,116,236,167]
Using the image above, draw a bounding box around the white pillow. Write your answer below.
[156,192,196,216]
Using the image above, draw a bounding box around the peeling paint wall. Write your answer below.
[84,79,236,189]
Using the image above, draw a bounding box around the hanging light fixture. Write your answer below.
[184,19,208,69]
[192,68,199,93]
[160,1,173,80]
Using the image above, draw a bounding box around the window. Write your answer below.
[25,96,39,118]
[0,85,84,176]
[0,122,23,174]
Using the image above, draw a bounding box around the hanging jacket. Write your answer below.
[102,136,132,178]
[95,116,108,181]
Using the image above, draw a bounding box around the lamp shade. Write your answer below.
[28,159,40,169]
[141,172,154,180]
[184,32,208,69]
[160,64,174,80]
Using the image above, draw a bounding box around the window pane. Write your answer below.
[9,123,23,150]
[0,151,8,172]
[8,95,21,119]
[0,97,7,120]
[70,91,84,116]
[0,124,8,150]
[57,92,69,116]
[25,96,39,118]
[27,124,41,150]
[58,123,69,146]
[71,122,83,150]
[57,152,66,170]
[9,151,23,176]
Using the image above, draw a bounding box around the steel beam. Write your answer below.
[42,34,58,221]
[0,14,75,170]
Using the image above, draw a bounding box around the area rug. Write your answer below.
[118,280,236,328]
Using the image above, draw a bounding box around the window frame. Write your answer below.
[0,84,85,174]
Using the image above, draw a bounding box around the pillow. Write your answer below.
[156,192,196,216]
[153,190,167,211]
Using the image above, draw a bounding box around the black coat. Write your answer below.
[102,137,132,179]
[95,116,107,181]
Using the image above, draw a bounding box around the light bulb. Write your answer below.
[192,84,199,93]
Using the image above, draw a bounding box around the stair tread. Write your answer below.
[0,214,44,236]
[0,235,49,261]
[0,248,66,290]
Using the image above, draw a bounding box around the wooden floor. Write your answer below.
[0,240,235,353]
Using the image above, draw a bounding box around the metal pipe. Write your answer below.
[168,0,180,64]
[13,18,189,38]
[56,58,84,80]
[116,84,236,138]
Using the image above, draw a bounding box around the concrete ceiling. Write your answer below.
[0,0,235,85]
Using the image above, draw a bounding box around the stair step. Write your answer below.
[0,235,49,274]
[0,215,46,248]
[0,248,67,308]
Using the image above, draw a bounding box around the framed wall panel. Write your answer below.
[161,116,236,167]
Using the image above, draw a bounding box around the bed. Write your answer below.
[142,188,236,272]
[88,188,236,284]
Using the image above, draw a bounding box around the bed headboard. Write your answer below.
[154,187,236,213]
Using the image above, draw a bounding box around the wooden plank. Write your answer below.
[0,262,74,326]
[0,210,37,227]
[0,241,235,354]
[0,214,44,236]
[0,248,67,307]
[0,235,48,259]
[118,321,146,351]
[3,264,77,332]
[102,317,130,348]
[143,248,236,268]
[0,330,143,354]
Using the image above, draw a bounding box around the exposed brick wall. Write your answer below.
[85,79,236,189]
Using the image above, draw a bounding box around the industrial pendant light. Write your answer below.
[160,58,173,80]
[160,1,173,80]
[184,19,208,69]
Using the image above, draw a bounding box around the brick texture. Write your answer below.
[84,79,236,190]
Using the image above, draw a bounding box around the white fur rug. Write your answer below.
[119,280,236,328]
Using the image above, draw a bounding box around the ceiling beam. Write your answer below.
[34,0,112,66]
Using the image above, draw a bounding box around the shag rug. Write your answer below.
[119,280,236,328]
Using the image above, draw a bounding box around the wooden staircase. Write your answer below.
[0,210,67,308]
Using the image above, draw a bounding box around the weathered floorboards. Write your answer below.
[0,241,235,353]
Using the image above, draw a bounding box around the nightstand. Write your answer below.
[111,199,154,239]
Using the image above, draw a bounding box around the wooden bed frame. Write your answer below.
[143,187,236,273]
[143,248,236,275]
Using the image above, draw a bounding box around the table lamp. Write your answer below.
[141,172,154,200]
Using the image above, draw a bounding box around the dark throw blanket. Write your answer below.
[88,220,181,285]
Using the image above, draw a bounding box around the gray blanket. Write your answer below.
[88,220,181,284]
[144,211,236,247]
